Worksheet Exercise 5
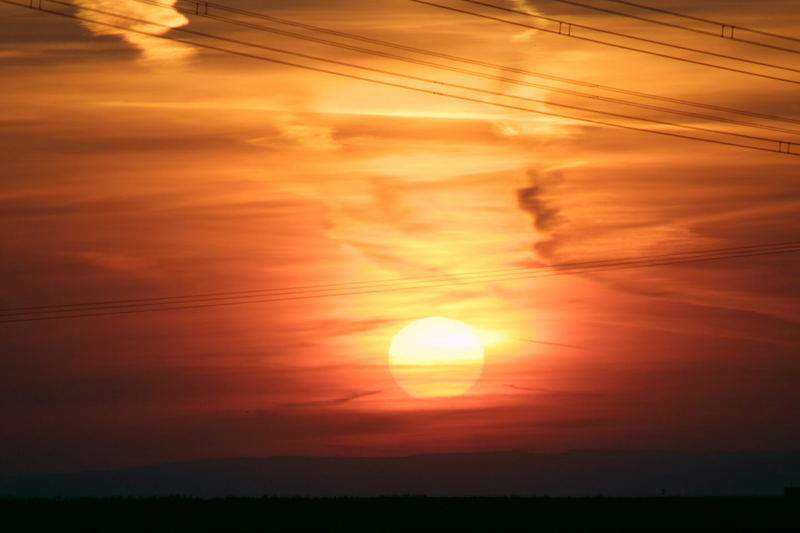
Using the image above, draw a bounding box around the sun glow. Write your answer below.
[389,317,485,398]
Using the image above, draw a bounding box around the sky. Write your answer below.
[1,0,799,476]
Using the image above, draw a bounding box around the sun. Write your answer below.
[389,316,484,398]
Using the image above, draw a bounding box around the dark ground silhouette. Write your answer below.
[3,451,799,498]
[4,451,799,531]
[0,495,796,531]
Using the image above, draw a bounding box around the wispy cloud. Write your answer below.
[73,0,193,62]
[64,251,157,274]
[517,168,565,258]
[281,390,383,408]
[507,385,600,396]
[510,0,543,42]
[516,338,585,350]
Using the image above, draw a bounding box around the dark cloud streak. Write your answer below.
[281,390,383,408]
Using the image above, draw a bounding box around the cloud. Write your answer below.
[516,338,585,349]
[281,390,383,408]
[64,251,156,274]
[73,0,193,62]
[507,385,600,396]
[510,0,543,42]
[516,168,564,257]
[487,1,548,120]
[249,115,341,151]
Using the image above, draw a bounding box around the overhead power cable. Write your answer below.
[4,240,798,315]
[128,0,800,137]
[547,0,800,55]
[1,242,798,323]
[163,0,799,127]
[441,0,800,74]
[412,0,800,86]
[48,0,789,146]
[6,0,798,156]
[603,0,800,45]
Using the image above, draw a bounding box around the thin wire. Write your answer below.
[57,0,794,146]
[7,0,798,156]
[3,246,798,323]
[453,0,800,73]
[548,0,800,55]
[412,0,800,86]
[127,0,800,137]
[2,243,798,322]
[3,2,796,324]
[2,240,798,314]
[119,2,800,143]
[603,0,800,45]
[0,241,800,316]
[167,0,800,126]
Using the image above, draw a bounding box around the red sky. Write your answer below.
[1,0,799,475]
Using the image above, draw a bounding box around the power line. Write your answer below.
[4,240,798,315]
[1,242,798,323]
[130,0,800,137]
[447,0,800,73]
[603,0,800,45]
[547,0,800,55]
[68,0,798,146]
[7,0,798,156]
[132,1,800,141]
[4,4,796,325]
[412,0,800,86]
[168,0,800,127]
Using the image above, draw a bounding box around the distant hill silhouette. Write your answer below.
[2,450,799,498]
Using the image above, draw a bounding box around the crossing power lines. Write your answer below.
[134,0,800,139]
[4,0,799,156]
[602,0,800,46]
[160,0,798,128]
[1,241,798,323]
[547,0,800,55]
[412,0,800,86]
[1,2,798,324]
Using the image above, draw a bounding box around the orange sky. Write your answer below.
[1,0,799,475]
